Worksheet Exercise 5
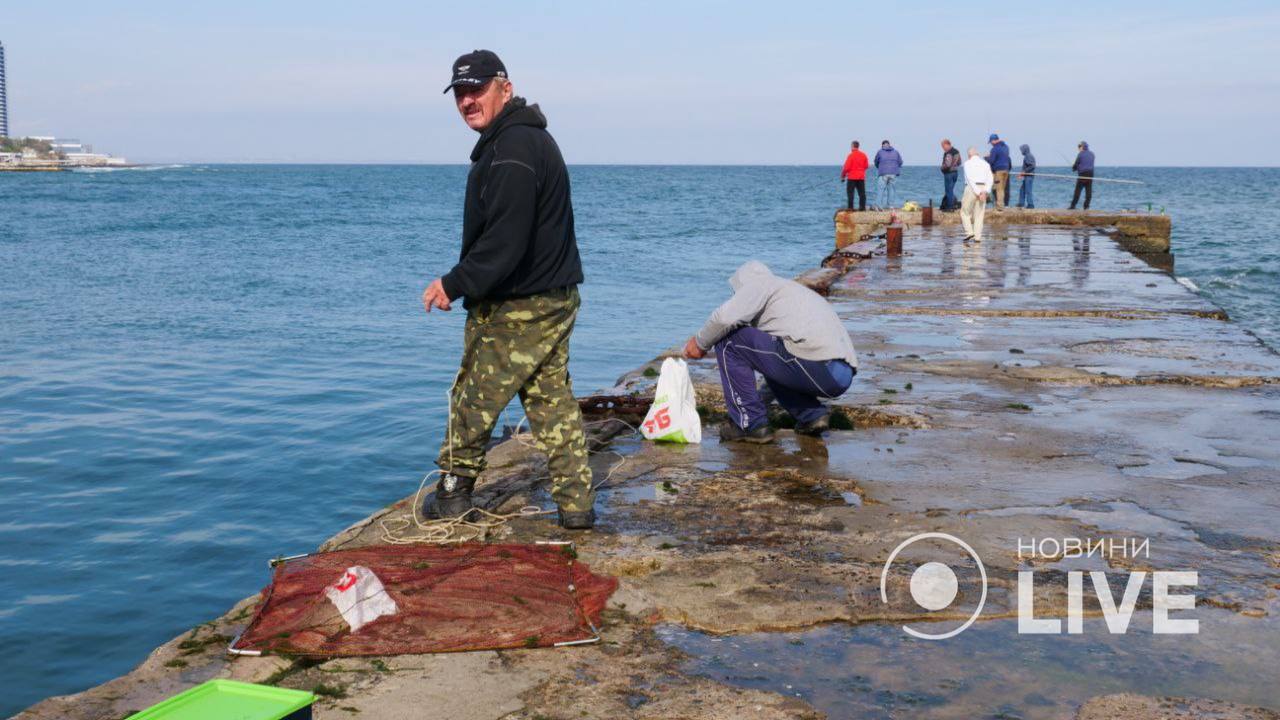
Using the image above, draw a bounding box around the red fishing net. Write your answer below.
[230,543,617,657]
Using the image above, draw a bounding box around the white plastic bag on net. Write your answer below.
[640,358,702,443]
[324,565,398,633]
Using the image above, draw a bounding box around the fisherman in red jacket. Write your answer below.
[840,141,869,211]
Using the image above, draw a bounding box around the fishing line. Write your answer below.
[1022,171,1144,185]
[782,175,841,200]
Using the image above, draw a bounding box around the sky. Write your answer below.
[3,1,1278,165]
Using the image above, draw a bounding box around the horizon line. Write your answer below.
[118,161,1280,169]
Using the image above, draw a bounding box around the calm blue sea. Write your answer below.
[1,165,1277,714]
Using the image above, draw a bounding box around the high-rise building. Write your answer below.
[0,41,9,138]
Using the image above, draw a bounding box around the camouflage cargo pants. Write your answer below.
[436,287,594,513]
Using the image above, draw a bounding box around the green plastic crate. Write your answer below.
[128,679,316,720]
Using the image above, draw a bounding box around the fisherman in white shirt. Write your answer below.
[961,147,993,242]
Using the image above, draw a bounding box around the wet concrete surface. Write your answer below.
[20,223,1280,719]
[583,223,1279,716]
[660,609,1279,720]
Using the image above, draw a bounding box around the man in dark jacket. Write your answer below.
[939,139,962,210]
[421,50,595,529]
[1069,141,1096,210]
[986,134,1012,209]
[1016,144,1036,209]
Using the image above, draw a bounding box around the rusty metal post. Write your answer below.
[922,198,934,227]
[886,223,903,256]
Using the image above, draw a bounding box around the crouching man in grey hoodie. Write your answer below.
[682,261,858,443]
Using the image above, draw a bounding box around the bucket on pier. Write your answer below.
[886,224,903,256]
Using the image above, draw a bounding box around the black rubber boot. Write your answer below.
[558,508,596,530]
[796,413,831,437]
[426,473,476,520]
[717,421,776,444]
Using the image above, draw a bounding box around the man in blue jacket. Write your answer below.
[1016,144,1036,209]
[986,134,1012,209]
[873,140,903,210]
[1069,141,1096,210]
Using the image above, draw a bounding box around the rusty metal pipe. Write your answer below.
[886,224,903,256]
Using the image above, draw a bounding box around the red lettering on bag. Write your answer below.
[645,406,673,435]
[334,570,359,592]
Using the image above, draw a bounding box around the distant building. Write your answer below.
[51,138,87,154]
[36,135,126,166]
[0,40,9,138]
[0,44,131,167]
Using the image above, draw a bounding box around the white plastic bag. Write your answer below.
[640,358,702,443]
[324,565,398,633]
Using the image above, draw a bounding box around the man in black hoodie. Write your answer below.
[421,50,594,529]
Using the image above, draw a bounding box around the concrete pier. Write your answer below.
[836,207,1174,257]
[18,218,1280,719]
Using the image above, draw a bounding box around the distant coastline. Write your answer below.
[1,135,132,170]
[0,163,142,172]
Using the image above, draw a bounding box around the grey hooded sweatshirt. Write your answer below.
[695,261,858,367]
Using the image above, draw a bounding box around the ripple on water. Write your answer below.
[91,531,149,544]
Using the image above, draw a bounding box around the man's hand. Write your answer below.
[422,278,452,313]
[978,192,989,203]
[683,337,706,360]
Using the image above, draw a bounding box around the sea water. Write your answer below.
[1,165,1276,713]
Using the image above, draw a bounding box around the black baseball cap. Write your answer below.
[443,49,507,93]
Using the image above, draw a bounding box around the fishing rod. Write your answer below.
[1040,149,1145,184]
[781,175,842,200]
[1019,171,1145,185]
